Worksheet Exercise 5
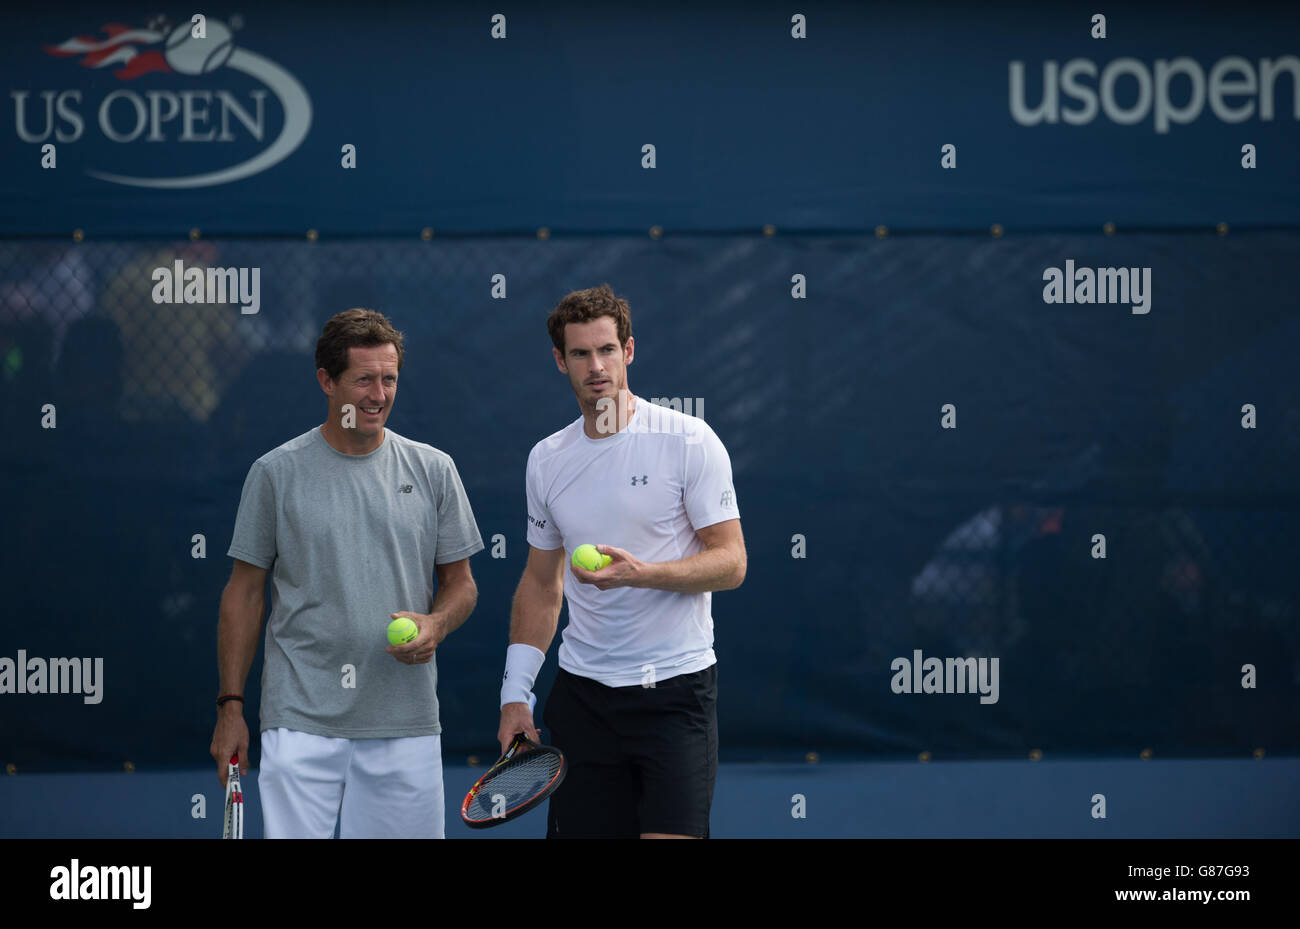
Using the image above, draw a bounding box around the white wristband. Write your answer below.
[501,643,545,710]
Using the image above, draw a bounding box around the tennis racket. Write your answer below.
[460,734,566,828]
[222,753,243,839]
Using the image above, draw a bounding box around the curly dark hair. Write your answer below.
[315,308,405,380]
[546,284,633,355]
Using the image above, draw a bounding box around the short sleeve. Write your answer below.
[227,459,278,569]
[682,421,740,530]
[435,456,486,564]
[525,446,563,550]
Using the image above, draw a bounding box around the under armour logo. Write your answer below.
[398,485,413,494]
[720,490,734,507]
[631,475,648,486]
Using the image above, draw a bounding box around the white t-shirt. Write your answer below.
[525,397,740,687]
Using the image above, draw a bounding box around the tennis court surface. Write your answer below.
[2,757,1294,838]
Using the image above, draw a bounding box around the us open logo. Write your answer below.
[13,14,312,187]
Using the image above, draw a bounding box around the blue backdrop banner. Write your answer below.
[1,0,1297,236]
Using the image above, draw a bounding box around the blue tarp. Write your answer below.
[2,232,1296,766]
[1,0,1297,236]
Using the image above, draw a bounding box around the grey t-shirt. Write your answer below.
[227,426,484,739]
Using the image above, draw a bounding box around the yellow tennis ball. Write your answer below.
[600,554,612,568]
[571,544,603,572]
[387,616,418,646]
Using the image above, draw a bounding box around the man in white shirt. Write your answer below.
[497,284,746,838]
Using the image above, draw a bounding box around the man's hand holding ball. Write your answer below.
[570,543,642,590]
[386,612,444,664]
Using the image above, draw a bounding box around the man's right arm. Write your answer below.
[509,545,566,652]
[497,546,565,751]
[210,559,267,782]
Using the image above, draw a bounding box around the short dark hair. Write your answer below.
[315,308,405,381]
[547,284,633,355]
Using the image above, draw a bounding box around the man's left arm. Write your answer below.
[388,558,477,664]
[574,519,746,594]
[429,558,478,642]
[390,455,484,663]
[573,420,744,594]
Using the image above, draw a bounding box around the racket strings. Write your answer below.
[465,753,563,820]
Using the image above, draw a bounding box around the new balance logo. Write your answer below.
[398,485,413,494]
[631,475,648,486]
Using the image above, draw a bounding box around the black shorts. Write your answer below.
[542,664,718,838]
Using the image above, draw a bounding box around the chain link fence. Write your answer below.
[2,233,1297,765]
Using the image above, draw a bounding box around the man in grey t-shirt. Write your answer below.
[210,309,483,838]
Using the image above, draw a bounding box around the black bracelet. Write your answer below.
[216,694,244,708]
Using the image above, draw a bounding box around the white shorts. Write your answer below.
[258,728,445,839]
